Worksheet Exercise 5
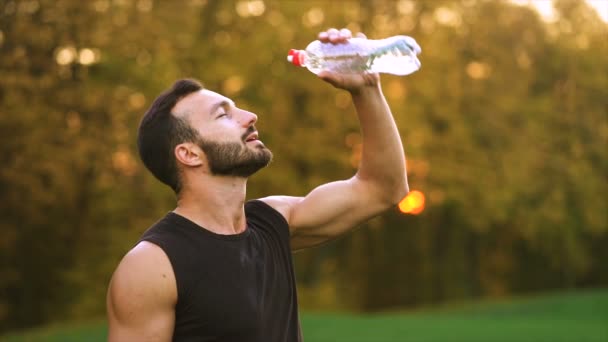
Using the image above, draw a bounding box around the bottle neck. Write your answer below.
[288,49,305,67]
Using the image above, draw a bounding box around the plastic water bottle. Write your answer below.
[287,35,421,76]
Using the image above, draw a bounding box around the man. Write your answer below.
[107,28,408,341]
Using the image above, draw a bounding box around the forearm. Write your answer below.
[351,83,408,203]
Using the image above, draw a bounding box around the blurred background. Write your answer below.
[1,0,607,340]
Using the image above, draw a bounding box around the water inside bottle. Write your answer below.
[306,54,370,74]
[307,37,420,75]
[367,39,421,75]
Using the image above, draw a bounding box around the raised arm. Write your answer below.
[107,242,176,342]
[261,28,409,251]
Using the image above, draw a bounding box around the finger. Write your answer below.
[327,28,341,43]
[318,31,329,42]
[327,28,339,36]
[339,28,352,39]
[355,32,367,39]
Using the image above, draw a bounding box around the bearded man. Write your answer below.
[106,28,409,342]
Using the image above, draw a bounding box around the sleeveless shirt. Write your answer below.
[139,200,302,342]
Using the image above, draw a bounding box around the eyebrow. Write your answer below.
[209,100,233,116]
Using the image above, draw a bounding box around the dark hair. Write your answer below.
[137,79,203,193]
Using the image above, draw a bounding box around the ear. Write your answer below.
[174,143,204,167]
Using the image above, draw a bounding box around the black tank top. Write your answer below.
[139,200,302,342]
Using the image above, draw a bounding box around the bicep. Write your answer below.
[263,177,391,251]
[107,242,176,342]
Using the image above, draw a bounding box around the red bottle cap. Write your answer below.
[287,49,303,66]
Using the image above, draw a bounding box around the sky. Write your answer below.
[584,0,607,22]
[512,0,608,23]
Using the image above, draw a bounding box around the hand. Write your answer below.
[316,28,380,93]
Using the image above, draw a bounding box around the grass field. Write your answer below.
[2,289,607,342]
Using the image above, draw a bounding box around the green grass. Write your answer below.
[2,289,607,342]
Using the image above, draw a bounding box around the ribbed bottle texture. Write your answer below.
[287,35,421,76]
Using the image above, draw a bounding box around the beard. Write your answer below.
[196,130,273,178]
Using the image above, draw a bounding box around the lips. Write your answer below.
[245,131,259,142]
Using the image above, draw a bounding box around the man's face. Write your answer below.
[173,89,272,177]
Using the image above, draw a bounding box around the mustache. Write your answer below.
[241,126,257,141]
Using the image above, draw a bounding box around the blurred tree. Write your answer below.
[0,0,606,333]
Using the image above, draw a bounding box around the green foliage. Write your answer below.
[2,289,607,342]
[0,0,606,333]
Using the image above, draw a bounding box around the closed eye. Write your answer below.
[210,99,236,119]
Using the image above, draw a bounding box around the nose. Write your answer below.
[239,109,257,127]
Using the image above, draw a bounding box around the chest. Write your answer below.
[174,231,296,339]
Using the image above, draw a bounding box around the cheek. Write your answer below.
[201,123,242,142]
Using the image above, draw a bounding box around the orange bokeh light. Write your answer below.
[398,190,425,215]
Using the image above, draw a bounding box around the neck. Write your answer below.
[174,173,248,235]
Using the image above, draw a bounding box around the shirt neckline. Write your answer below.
[166,211,251,241]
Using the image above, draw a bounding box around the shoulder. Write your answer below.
[255,196,304,221]
[252,196,303,234]
[246,196,302,232]
[108,241,177,319]
[107,241,176,340]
